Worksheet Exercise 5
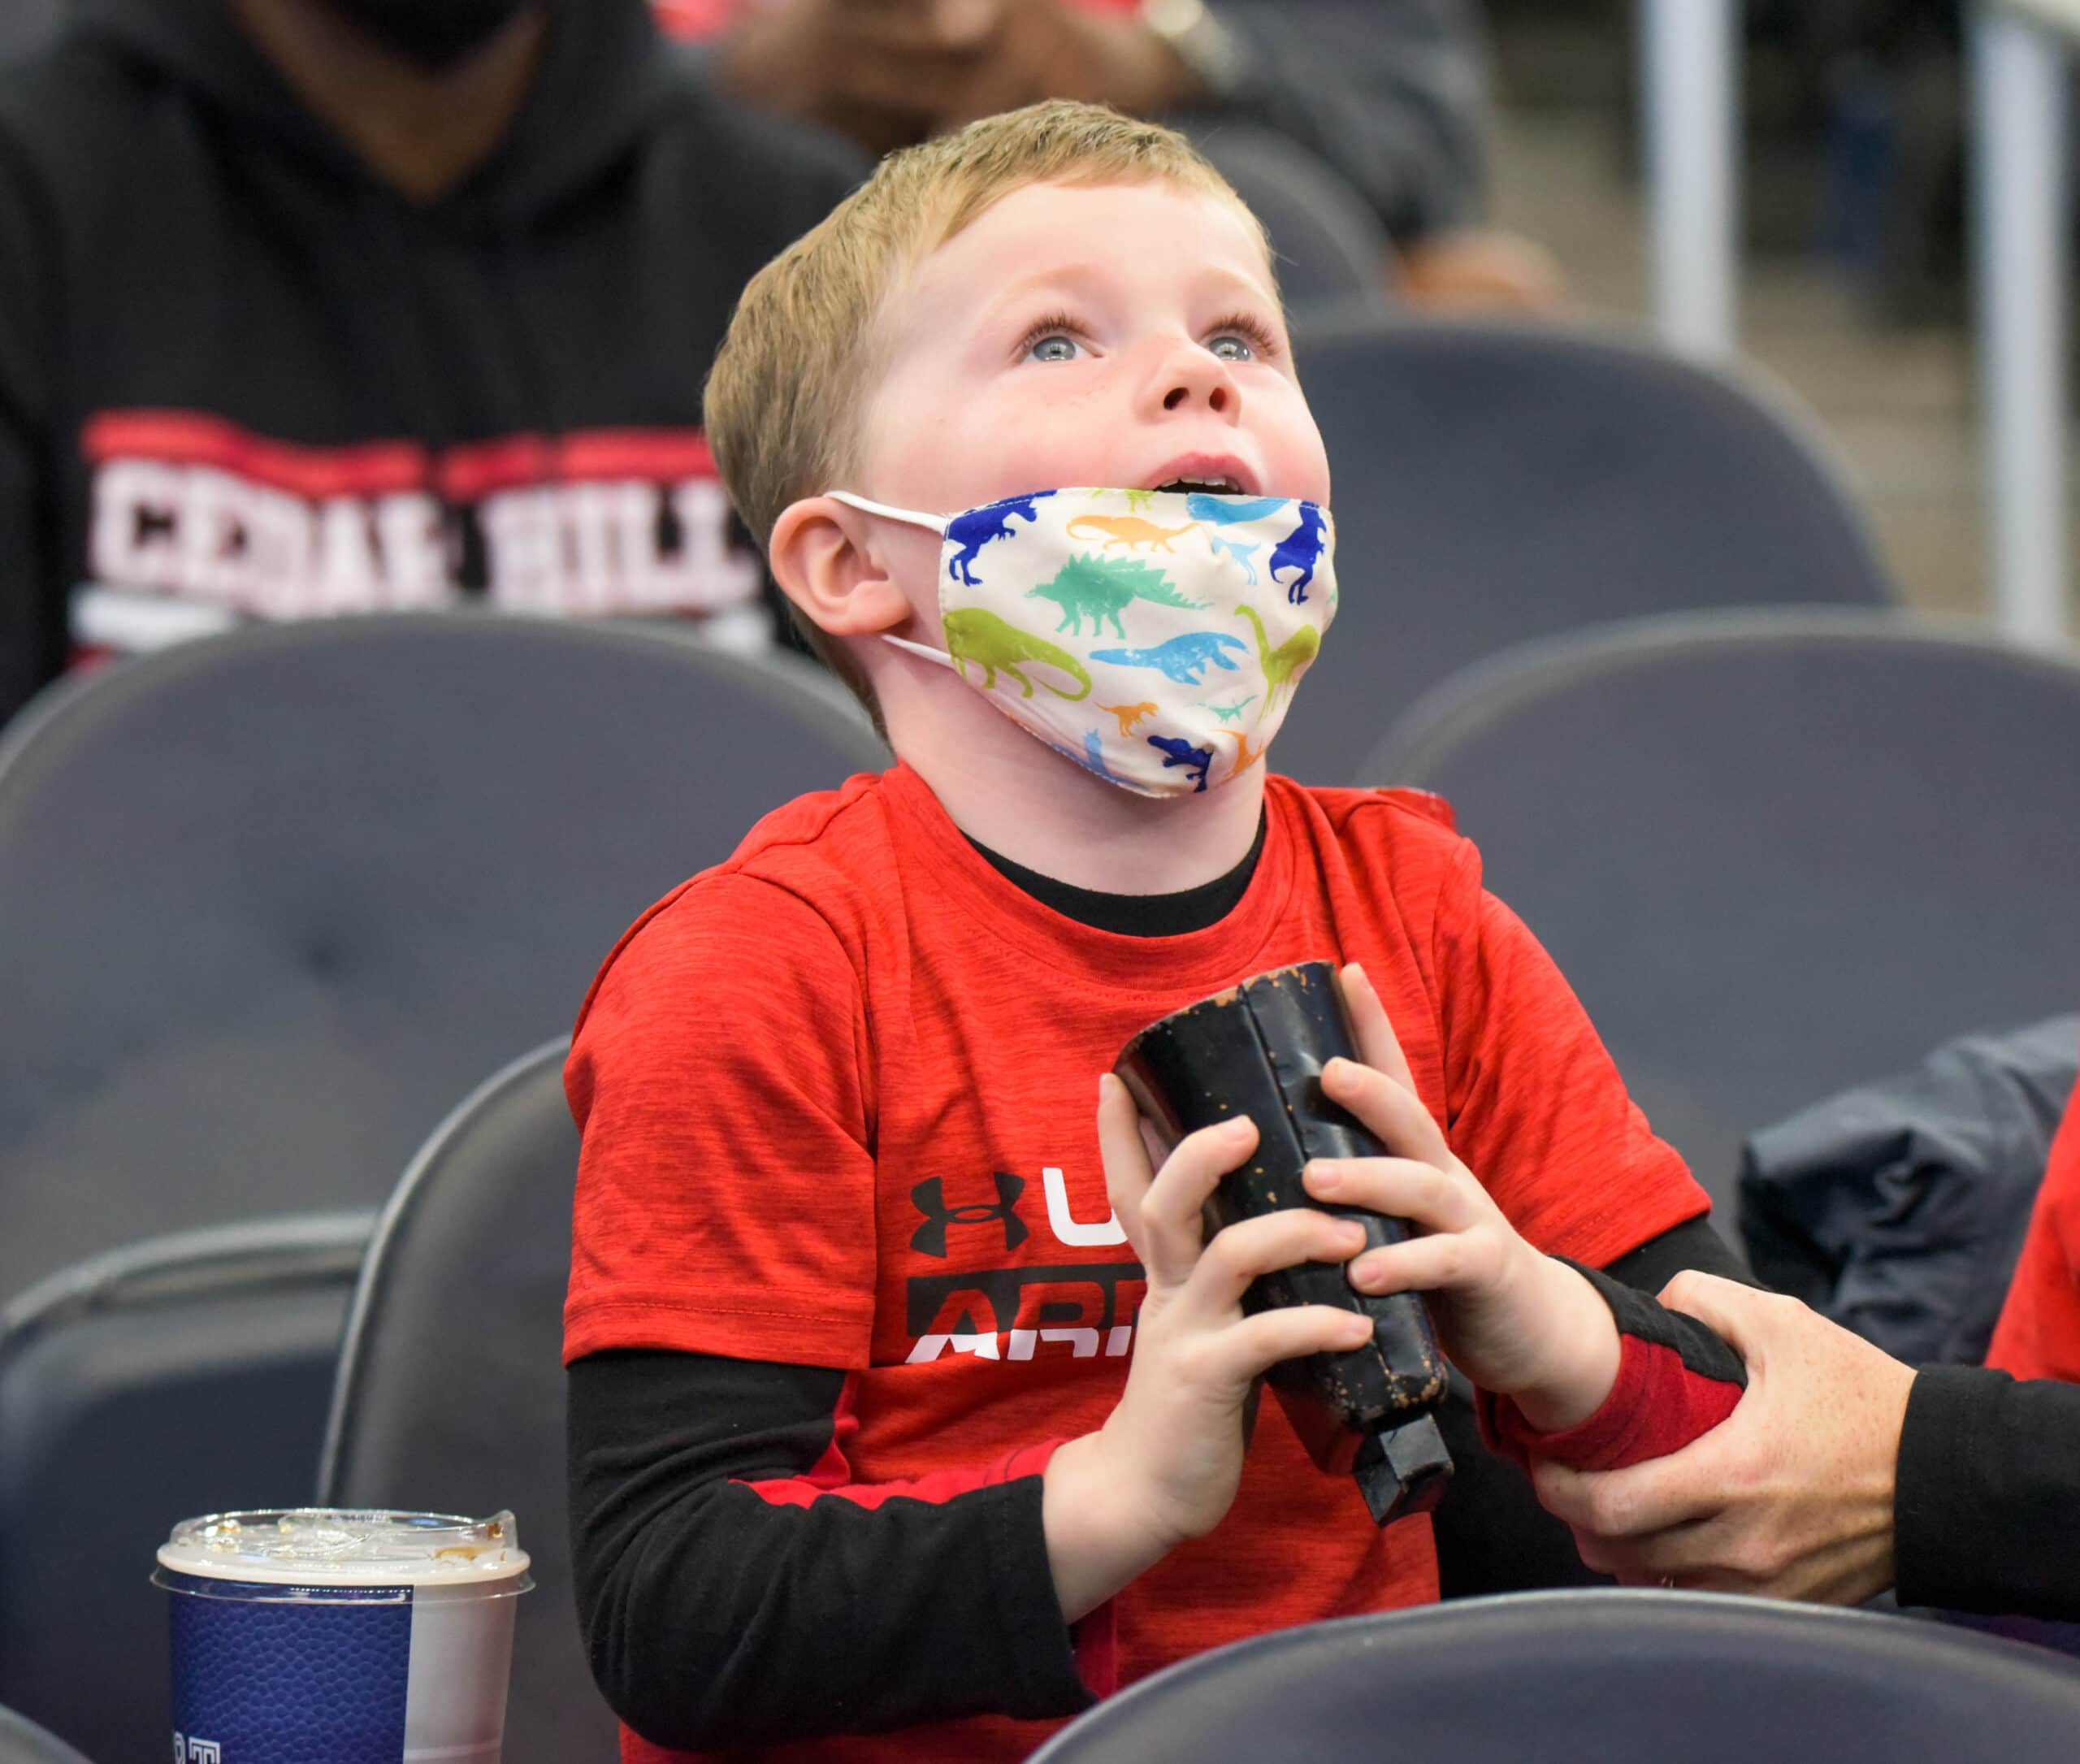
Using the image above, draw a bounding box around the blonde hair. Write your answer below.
[703,101,1272,704]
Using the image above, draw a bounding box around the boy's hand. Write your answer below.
[1299,966,1622,1435]
[1043,1073,1375,1621]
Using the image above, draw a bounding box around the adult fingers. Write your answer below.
[1657,1269,1792,1366]
[1174,1207,1366,1322]
[1320,1050,1453,1170]
[1532,1450,1723,1539]
[1337,964,1420,1094]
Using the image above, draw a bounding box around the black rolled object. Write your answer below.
[1115,961,1452,1525]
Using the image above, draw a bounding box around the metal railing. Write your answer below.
[1640,0,2077,641]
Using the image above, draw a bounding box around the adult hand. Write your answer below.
[1532,1273,1918,1604]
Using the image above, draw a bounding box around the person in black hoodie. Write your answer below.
[0,0,867,726]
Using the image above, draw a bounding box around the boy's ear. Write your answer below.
[768,496,912,638]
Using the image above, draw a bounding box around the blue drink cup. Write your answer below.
[154,1509,532,1764]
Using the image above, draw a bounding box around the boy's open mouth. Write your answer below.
[1142,455,1261,496]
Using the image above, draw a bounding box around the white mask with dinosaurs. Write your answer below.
[828,486,1337,797]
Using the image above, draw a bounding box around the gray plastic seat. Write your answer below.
[0,1215,371,1764]
[1190,126,1390,313]
[1273,314,1896,785]
[0,1706,92,1764]
[319,1040,609,1764]
[1027,1590,2080,1764]
[1368,609,2080,1221]
[0,614,886,1301]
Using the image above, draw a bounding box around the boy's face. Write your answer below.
[856,178,1330,562]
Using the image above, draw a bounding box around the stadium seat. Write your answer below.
[1190,126,1391,313]
[0,1215,371,1764]
[318,1040,610,1764]
[1367,609,2080,1221]
[0,614,887,1301]
[1272,313,1896,785]
[1025,1589,2080,1764]
[0,1705,92,1764]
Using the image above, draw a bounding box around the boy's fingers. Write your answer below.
[1176,1207,1363,1321]
[1320,1048,1452,1169]
[1216,1304,1376,1386]
[1096,1073,1158,1229]
[1303,1155,1471,1235]
[1337,964,1419,1094]
[1341,1229,1497,1301]
[1136,1110,1259,1289]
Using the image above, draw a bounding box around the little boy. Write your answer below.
[564,101,1747,1764]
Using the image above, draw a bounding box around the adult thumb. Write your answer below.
[1655,1269,1775,1366]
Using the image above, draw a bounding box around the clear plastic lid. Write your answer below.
[156,1508,531,1588]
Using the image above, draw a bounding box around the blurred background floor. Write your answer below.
[1487,10,2008,623]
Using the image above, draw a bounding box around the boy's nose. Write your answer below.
[1148,343,1242,422]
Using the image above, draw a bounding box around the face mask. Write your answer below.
[830,487,1337,797]
[314,0,541,71]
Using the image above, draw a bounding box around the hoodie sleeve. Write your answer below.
[0,124,63,726]
[1205,0,1490,242]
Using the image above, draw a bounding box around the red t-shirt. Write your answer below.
[1987,1047,2080,1382]
[564,762,1710,1762]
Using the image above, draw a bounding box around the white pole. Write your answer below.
[1641,0,1740,358]
[1970,8,2073,643]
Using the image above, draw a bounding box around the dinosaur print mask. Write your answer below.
[828,487,1337,797]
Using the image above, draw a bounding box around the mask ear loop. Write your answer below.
[823,492,960,672]
[825,490,951,536]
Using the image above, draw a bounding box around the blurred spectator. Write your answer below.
[0,0,866,726]
[662,0,1564,312]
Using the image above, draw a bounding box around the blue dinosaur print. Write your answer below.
[1185,492,1291,526]
[1147,734,1215,792]
[1081,730,1122,783]
[1208,534,1259,584]
[1089,631,1248,684]
[1268,502,1328,605]
[946,490,1055,587]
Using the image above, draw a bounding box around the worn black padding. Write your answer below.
[1028,1590,2080,1764]
[1368,610,2080,1225]
[1274,314,1894,785]
[0,1215,370,1764]
[0,614,886,1300]
[319,1039,611,1764]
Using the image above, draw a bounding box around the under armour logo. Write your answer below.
[173,1738,220,1764]
[910,1172,1028,1258]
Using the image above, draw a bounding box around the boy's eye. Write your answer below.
[1027,333,1084,364]
[1208,334,1256,363]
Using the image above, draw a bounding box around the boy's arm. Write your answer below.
[1302,968,1745,1471]
[567,1348,1098,1751]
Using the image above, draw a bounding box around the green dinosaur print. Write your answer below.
[1110,487,1156,514]
[1235,605,1320,715]
[1200,696,1257,725]
[1027,554,1207,637]
[944,609,1092,700]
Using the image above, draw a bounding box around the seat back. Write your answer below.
[1272,315,1895,783]
[0,1706,93,1764]
[1368,610,2080,1217]
[1027,1590,2080,1763]
[1190,128,1390,312]
[0,1216,370,1764]
[318,1042,609,1764]
[0,615,886,1299]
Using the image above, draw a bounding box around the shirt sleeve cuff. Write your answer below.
[987,1441,1104,1720]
